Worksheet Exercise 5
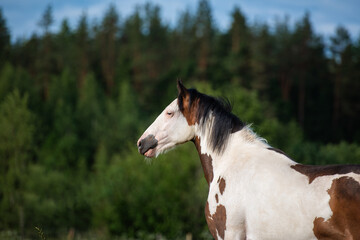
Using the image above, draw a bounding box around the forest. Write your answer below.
[0,0,360,239]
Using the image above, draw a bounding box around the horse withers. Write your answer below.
[137,80,360,240]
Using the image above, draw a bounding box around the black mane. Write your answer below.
[179,88,245,153]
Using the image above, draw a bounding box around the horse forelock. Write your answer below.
[178,89,245,154]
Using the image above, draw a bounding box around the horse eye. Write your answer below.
[166,111,173,116]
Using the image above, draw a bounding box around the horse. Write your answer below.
[137,80,360,240]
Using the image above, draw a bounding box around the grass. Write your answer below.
[35,227,46,240]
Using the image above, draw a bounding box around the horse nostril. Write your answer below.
[138,140,142,148]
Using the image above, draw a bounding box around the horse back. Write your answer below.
[292,164,360,239]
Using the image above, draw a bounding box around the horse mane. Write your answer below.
[179,88,245,154]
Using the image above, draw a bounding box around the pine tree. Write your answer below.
[273,16,293,103]
[293,13,313,127]
[0,8,10,67]
[75,13,90,88]
[123,7,144,94]
[330,26,351,128]
[330,26,358,141]
[226,7,252,87]
[251,23,274,97]
[55,19,75,73]
[174,9,196,64]
[98,4,119,96]
[38,4,55,100]
[194,0,215,81]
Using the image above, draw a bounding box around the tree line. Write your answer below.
[0,0,359,239]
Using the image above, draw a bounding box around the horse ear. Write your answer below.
[177,79,188,97]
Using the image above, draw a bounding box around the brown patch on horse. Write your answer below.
[313,176,360,239]
[215,194,219,203]
[205,202,227,240]
[193,136,214,185]
[217,177,226,195]
[182,96,200,126]
[291,164,360,184]
[177,81,200,126]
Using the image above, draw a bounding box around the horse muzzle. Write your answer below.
[137,134,158,156]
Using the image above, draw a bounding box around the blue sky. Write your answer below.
[2,0,360,42]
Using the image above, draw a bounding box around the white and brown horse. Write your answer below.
[137,80,360,240]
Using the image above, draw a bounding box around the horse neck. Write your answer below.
[193,136,214,185]
[192,126,268,186]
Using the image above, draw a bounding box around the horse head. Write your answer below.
[137,80,196,158]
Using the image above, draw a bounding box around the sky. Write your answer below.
[2,0,360,42]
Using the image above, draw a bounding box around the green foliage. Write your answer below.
[0,90,35,234]
[317,142,360,165]
[88,144,208,238]
[24,163,91,235]
[0,1,359,239]
[0,63,14,101]
[0,90,35,160]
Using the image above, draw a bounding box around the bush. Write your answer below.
[88,143,209,239]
